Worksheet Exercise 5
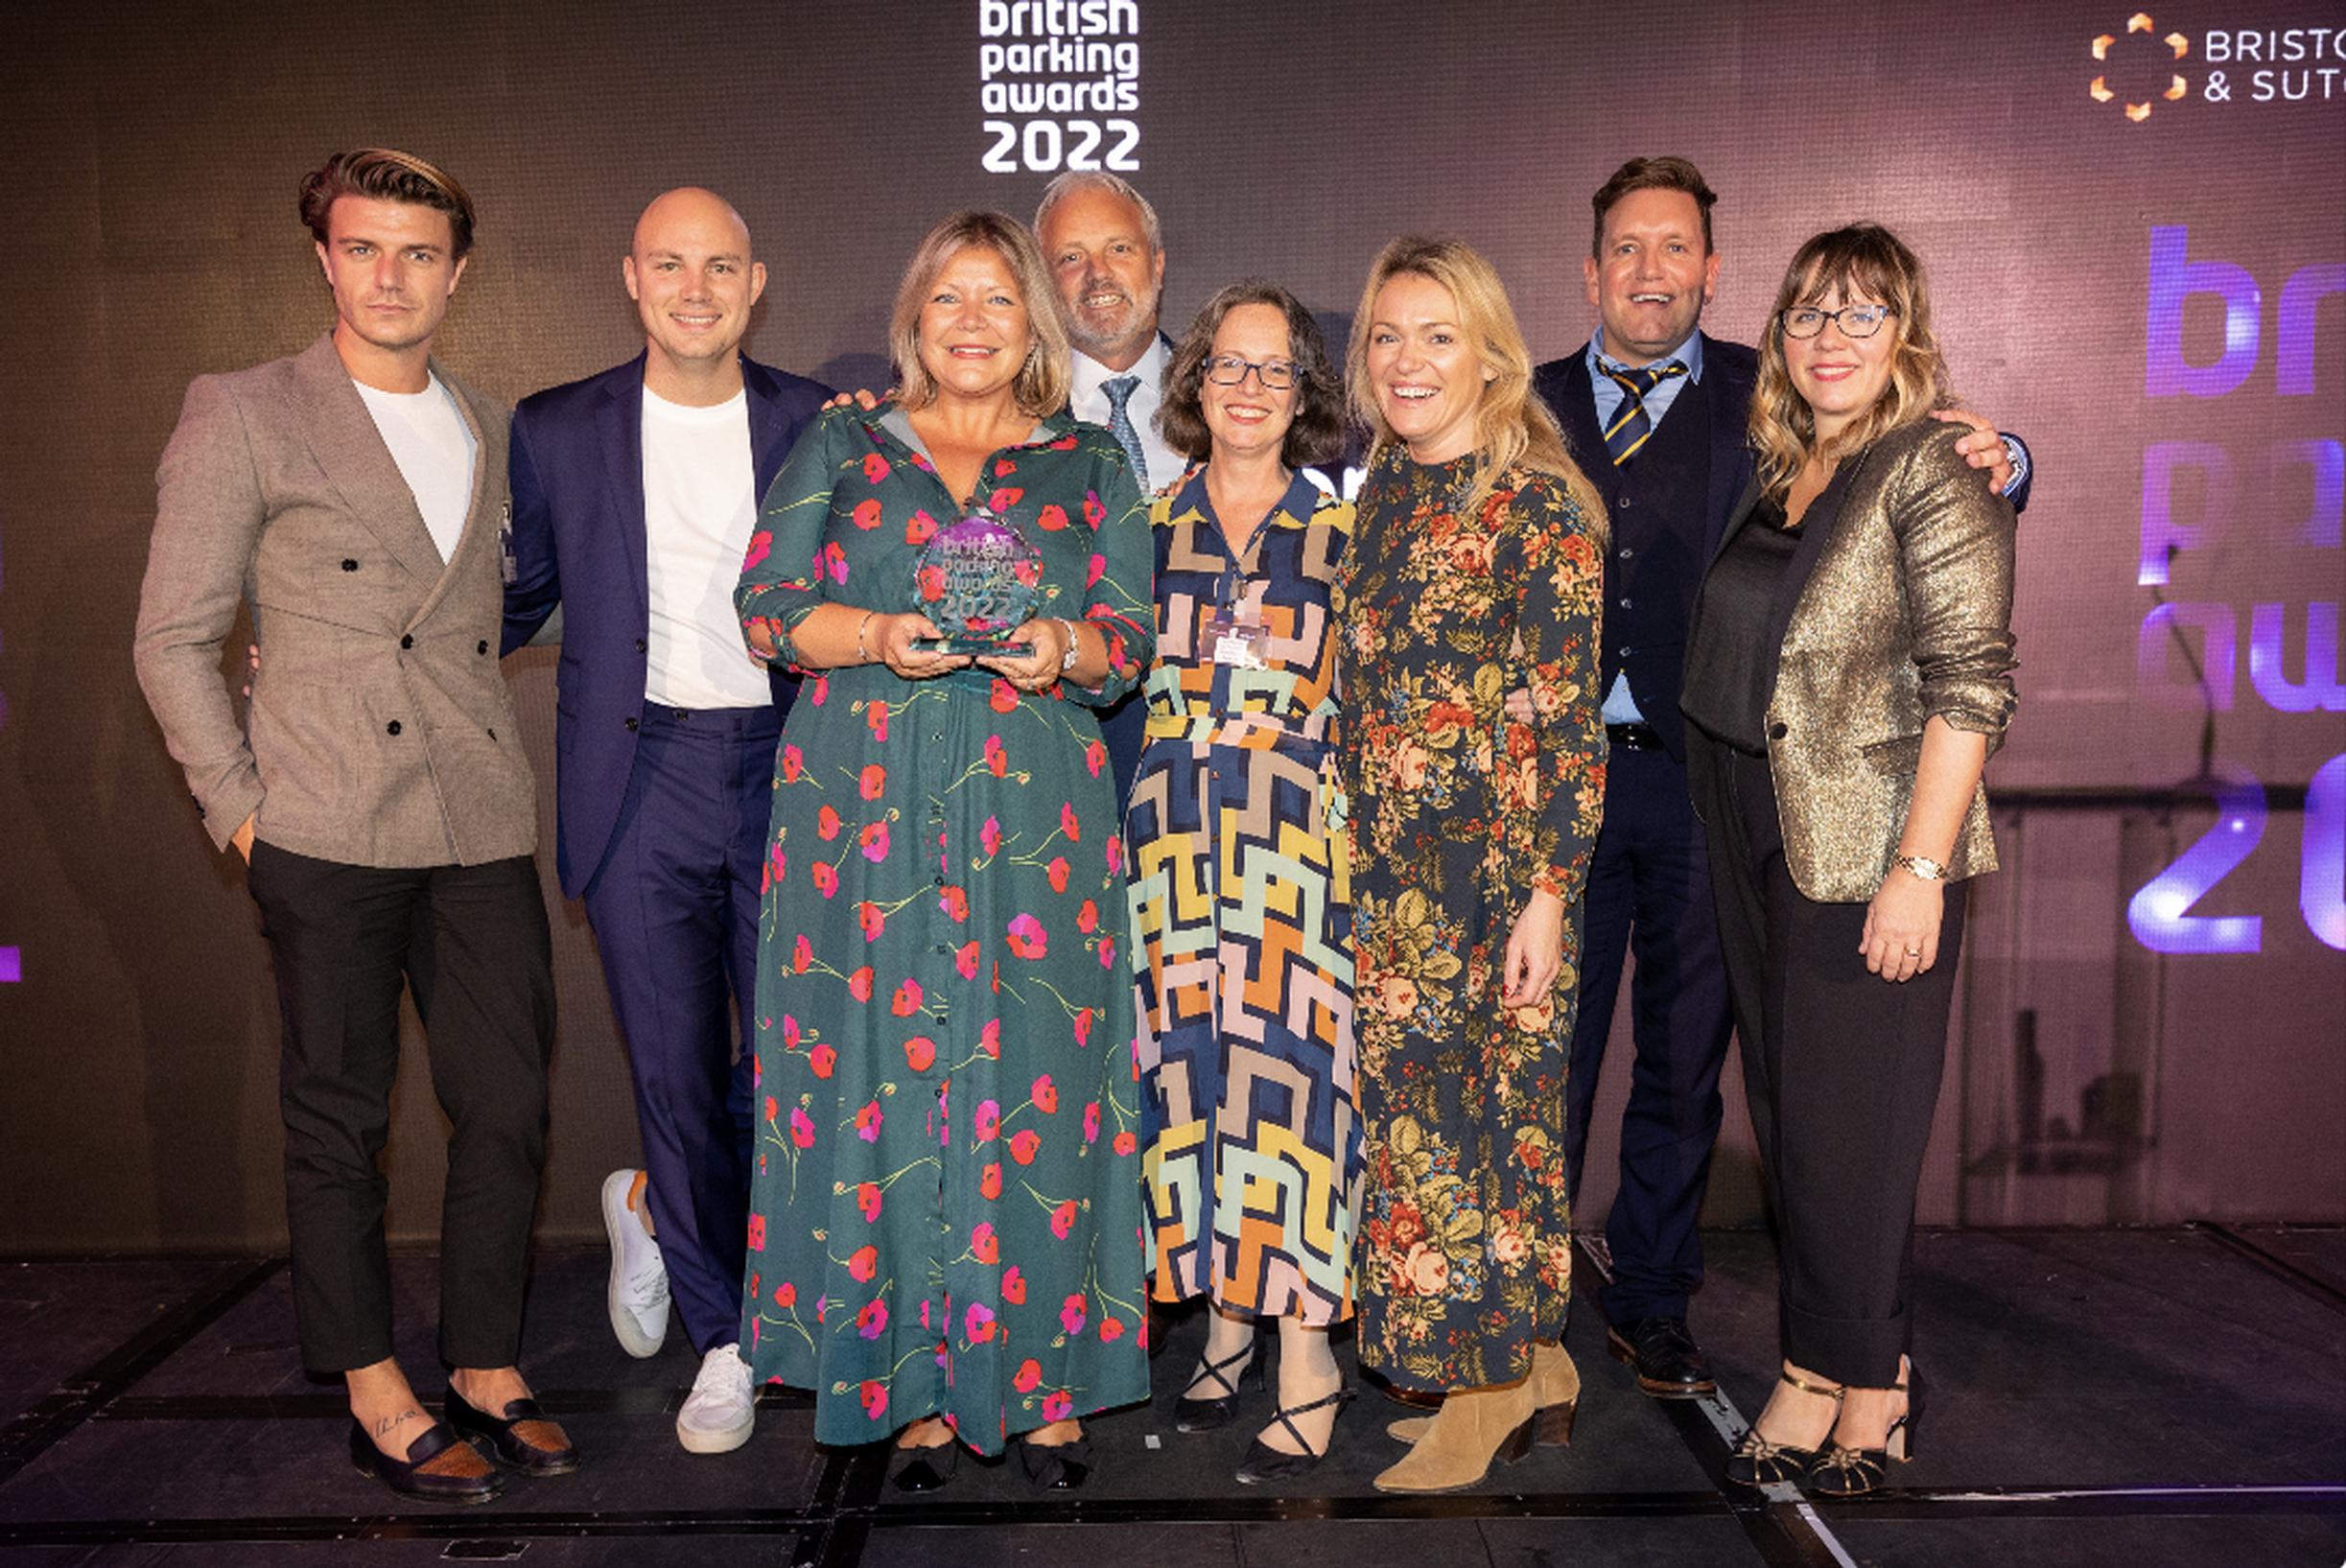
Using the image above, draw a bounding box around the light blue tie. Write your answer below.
[1101,374,1149,490]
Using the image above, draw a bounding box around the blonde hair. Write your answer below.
[1750,223,1950,503]
[888,211,1072,419]
[1346,236,1606,536]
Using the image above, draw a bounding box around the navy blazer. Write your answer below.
[504,352,833,898]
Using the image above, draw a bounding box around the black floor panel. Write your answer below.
[0,1230,2336,1568]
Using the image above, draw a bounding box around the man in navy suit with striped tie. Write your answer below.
[1533,157,2029,1399]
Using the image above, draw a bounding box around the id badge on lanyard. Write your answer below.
[1203,607,1270,669]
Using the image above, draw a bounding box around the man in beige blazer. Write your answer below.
[133,150,572,1504]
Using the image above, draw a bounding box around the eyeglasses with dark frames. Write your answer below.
[1779,303,1896,339]
[1203,354,1302,389]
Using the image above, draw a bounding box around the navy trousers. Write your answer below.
[581,701,774,1355]
[1563,742,1736,1326]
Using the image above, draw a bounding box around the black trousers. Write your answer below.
[1690,734,1966,1387]
[246,842,554,1373]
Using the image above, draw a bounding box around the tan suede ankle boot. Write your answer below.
[1533,1340,1579,1446]
[1385,1343,1578,1447]
[1371,1375,1537,1493]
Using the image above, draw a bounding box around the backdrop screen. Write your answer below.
[0,0,2338,1250]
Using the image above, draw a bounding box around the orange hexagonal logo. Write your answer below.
[2090,12,2190,120]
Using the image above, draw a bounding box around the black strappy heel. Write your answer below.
[1173,1335,1265,1433]
[1234,1384,1354,1486]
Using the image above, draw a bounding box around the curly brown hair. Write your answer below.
[1157,281,1345,469]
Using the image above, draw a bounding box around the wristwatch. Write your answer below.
[1893,854,1948,881]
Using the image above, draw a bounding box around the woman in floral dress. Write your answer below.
[1126,282,1360,1483]
[1337,237,1609,1493]
[733,211,1154,1489]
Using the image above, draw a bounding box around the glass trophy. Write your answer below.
[911,510,1044,656]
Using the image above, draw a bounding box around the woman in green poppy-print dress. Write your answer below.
[733,213,1153,1480]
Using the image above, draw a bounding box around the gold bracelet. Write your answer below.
[855,611,875,665]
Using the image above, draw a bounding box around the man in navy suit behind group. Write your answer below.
[502,187,829,1455]
[1533,157,2028,1400]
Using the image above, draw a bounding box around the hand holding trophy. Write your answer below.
[912,509,1045,660]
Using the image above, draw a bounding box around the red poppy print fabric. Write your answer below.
[732,404,1154,1452]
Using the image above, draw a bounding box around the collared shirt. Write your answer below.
[1068,334,1180,495]
[1585,326,1705,436]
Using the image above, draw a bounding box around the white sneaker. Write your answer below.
[677,1343,756,1455]
[600,1168,669,1359]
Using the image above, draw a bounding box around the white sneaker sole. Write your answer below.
[676,1408,755,1455]
[601,1170,667,1360]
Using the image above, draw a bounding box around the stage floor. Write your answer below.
[1,1228,2339,1567]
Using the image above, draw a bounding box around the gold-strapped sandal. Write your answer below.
[1723,1369,1843,1487]
[1808,1363,1921,1498]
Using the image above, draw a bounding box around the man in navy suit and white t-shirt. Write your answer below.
[502,188,829,1455]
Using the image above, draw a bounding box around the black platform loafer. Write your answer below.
[348,1417,504,1504]
[1607,1316,1717,1399]
[445,1387,580,1476]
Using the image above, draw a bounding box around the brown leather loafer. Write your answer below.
[348,1417,504,1504]
[446,1387,580,1476]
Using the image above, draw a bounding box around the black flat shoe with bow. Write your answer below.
[1017,1430,1092,1490]
[890,1435,963,1492]
[445,1386,580,1477]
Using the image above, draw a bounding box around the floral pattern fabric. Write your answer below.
[1336,447,1607,1391]
[733,403,1155,1452]
[1128,467,1361,1324]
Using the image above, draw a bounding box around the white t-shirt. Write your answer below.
[642,386,771,710]
[1069,334,1182,496]
[353,374,478,565]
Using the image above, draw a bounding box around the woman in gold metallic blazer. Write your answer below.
[1679,224,2016,1498]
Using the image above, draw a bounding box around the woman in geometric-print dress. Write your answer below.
[1126,281,1362,1484]
[733,211,1154,1489]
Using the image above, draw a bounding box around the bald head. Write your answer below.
[623,187,767,404]
[632,186,752,260]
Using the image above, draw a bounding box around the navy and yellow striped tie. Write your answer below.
[1602,362,1687,465]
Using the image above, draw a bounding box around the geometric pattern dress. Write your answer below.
[1336,446,1608,1391]
[733,404,1156,1452]
[1128,467,1362,1326]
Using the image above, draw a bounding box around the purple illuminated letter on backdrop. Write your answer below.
[2145,226,2262,399]
[2128,763,2266,955]
[2306,756,2346,952]
[2276,263,2344,396]
[2137,441,2231,584]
